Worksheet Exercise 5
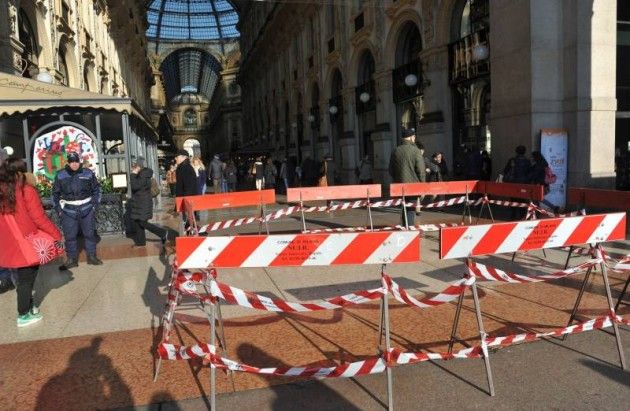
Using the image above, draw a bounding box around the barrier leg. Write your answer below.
[381,290,394,409]
[564,246,574,269]
[448,291,466,354]
[561,265,593,341]
[377,297,384,348]
[402,192,409,230]
[299,193,307,232]
[615,274,630,312]
[367,191,374,231]
[461,190,472,225]
[262,202,270,235]
[154,274,180,382]
[201,283,228,352]
[597,246,627,370]
[470,280,495,396]
[210,301,217,410]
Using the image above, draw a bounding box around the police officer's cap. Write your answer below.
[67,152,81,163]
[401,128,416,138]
[176,149,189,157]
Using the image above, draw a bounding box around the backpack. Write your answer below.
[544,166,557,185]
[150,178,160,197]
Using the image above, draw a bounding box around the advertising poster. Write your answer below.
[32,126,99,181]
[540,129,568,208]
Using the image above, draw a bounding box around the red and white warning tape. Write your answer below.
[387,346,482,365]
[197,195,474,234]
[383,274,475,308]
[303,222,461,234]
[484,316,614,348]
[209,279,385,312]
[468,259,601,283]
[209,352,387,378]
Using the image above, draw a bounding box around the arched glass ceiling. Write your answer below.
[160,48,222,102]
[146,0,239,41]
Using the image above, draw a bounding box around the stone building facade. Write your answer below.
[236,0,620,188]
[0,0,153,114]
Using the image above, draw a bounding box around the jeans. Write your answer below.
[61,207,98,258]
[401,197,417,227]
[133,219,166,246]
[17,265,38,315]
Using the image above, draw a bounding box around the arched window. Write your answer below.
[395,23,422,68]
[356,51,376,114]
[18,9,37,77]
[58,45,69,86]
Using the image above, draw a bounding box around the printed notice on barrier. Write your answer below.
[176,232,421,269]
[541,129,568,208]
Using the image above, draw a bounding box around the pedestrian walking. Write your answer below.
[209,154,224,194]
[129,157,168,248]
[502,145,532,219]
[264,157,277,189]
[358,155,373,184]
[165,161,177,197]
[389,128,427,226]
[192,155,207,194]
[1,158,63,327]
[481,150,492,181]
[251,156,265,190]
[279,158,289,194]
[224,160,238,192]
[175,149,198,222]
[53,151,102,269]
[528,150,559,213]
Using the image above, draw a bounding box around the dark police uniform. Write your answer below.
[52,162,101,262]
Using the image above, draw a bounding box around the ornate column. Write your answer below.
[339,86,358,183]
[371,69,395,184]
[0,0,24,74]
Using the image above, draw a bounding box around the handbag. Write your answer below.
[3,213,63,266]
[150,178,160,198]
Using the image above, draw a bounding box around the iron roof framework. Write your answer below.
[159,48,223,102]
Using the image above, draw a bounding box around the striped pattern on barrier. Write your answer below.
[468,259,601,283]
[176,232,420,269]
[440,213,627,259]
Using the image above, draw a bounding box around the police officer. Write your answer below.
[53,151,103,268]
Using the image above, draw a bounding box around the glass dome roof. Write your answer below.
[146,0,239,41]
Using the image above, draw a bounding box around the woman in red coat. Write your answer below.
[0,158,62,327]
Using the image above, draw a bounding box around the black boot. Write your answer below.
[59,258,78,270]
[87,255,103,265]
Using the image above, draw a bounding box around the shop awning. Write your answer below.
[0,72,155,135]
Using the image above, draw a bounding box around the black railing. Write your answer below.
[393,59,422,103]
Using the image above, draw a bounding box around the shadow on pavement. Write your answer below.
[35,337,133,410]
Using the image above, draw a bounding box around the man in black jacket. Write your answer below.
[174,149,198,223]
[129,157,167,247]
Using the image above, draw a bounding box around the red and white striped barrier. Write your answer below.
[387,346,483,365]
[614,256,630,272]
[440,213,627,259]
[468,259,601,284]
[176,232,420,270]
[209,279,385,312]
[383,274,475,308]
[158,342,215,360]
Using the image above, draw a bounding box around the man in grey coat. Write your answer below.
[389,128,428,227]
[209,154,225,194]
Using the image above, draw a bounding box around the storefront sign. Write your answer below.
[540,129,568,208]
